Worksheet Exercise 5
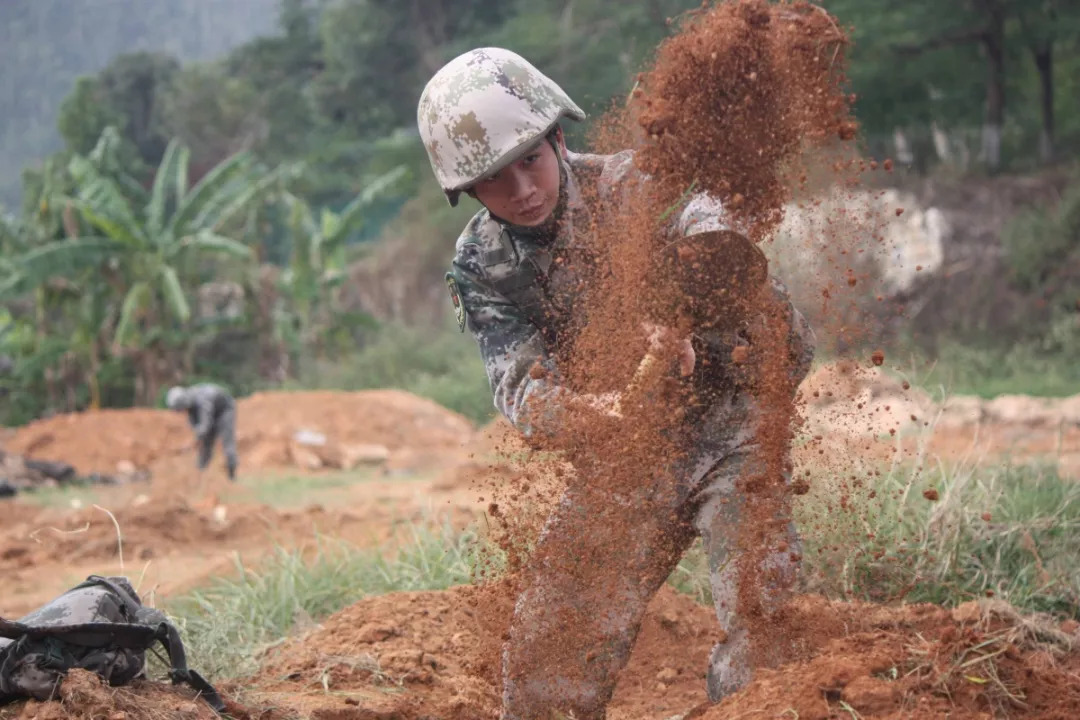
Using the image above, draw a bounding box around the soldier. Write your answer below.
[418,48,815,719]
[165,383,238,482]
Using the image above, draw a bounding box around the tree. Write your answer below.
[3,127,298,404]
[160,64,268,173]
[56,52,181,172]
[279,165,405,361]
[1012,0,1080,163]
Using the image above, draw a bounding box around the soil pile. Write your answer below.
[703,599,1080,719]
[6,390,475,476]
[242,587,1078,720]
[249,583,718,720]
[6,409,189,476]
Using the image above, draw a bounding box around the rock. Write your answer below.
[771,188,948,298]
[293,429,328,447]
[656,667,679,682]
[289,429,389,470]
[288,442,324,470]
[356,623,399,643]
[338,443,390,469]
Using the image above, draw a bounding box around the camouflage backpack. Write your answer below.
[0,575,223,711]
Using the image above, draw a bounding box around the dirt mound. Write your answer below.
[6,390,475,476]
[704,598,1080,719]
[240,584,1080,720]
[238,389,473,457]
[796,360,1080,478]
[7,408,188,476]
[249,583,717,720]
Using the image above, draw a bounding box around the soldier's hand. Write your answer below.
[642,322,696,377]
[571,392,624,420]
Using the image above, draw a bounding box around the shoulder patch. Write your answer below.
[446,273,466,332]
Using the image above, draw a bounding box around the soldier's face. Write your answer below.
[472,137,562,226]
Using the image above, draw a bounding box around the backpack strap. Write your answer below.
[153,621,224,712]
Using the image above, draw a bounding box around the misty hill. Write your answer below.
[0,0,279,208]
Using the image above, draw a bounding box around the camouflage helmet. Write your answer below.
[417,47,586,206]
[165,386,189,410]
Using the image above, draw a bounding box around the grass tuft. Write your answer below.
[166,522,489,680]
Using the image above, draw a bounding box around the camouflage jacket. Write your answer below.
[446,150,814,435]
[180,383,234,438]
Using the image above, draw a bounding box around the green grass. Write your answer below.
[165,521,502,681]
[900,341,1080,399]
[14,481,108,508]
[796,460,1080,617]
[666,540,713,606]
[226,468,393,508]
[668,462,1080,618]
[289,322,497,425]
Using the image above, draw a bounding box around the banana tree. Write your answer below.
[280,165,405,359]
[4,127,298,404]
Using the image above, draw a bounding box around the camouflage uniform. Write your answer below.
[165,383,238,480]
[421,49,814,719]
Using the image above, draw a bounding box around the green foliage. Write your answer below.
[292,322,495,425]
[798,461,1080,618]
[3,0,1079,428]
[0,126,295,412]
[1003,180,1080,288]
[273,165,407,366]
[910,320,1080,398]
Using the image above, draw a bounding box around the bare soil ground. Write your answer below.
[2,382,1078,719]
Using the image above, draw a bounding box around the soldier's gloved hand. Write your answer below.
[570,391,624,420]
[641,322,696,377]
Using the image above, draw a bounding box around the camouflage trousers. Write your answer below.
[197,404,238,481]
[501,399,801,720]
